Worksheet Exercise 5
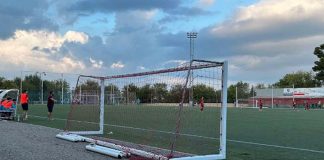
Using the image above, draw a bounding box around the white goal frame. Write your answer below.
[60,60,228,160]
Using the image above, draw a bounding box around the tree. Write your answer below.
[167,84,183,103]
[228,81,250,103]
[151,83,168,102]
[105,84,120,95]
[255,83,266,89]
[79,80,100,90]
[192,84,216,103]
[312,44,324,83]
[122,83,138,103]
[273,71,319,88]
[137,84,152,103]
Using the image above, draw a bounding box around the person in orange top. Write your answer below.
[20,90,29,120]
[1,97,13,109]
[1,97,15,118]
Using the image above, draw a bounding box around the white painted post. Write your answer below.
[61,73,64,104]
[235,86,238,108]
[292,84,295,103]
[271,85,274,109]
[220,61,228,159]
[112,85,115,105]
[252,86,254,108]
[20,71,23,94]
[99,78,105,134]
[41,74,43,105]
[79,85,82,103]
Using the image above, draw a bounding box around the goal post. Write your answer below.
[60,60,228,159]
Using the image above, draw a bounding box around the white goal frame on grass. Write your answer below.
[58,60,228,160]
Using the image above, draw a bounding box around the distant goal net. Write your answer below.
[63,60,228,160]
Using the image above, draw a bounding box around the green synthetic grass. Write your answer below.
[16,105,324,160]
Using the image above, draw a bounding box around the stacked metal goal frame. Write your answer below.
[56,59,228,160]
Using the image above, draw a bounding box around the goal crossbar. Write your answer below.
[80,59,223,80]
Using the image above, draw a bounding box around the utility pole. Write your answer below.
[61,73,64,104]
[187,32,197,107]
[235,86,238,107]
[20,71,23,94]
[292,84,295,103]
[271,85,274,109]
[252,85,255,108]
[36,72,46,104]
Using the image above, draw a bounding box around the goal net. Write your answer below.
[64,60,228,159]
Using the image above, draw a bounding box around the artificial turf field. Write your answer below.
[17,104,324,160]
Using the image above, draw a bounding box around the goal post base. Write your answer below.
[56,132,86,142]
[56,132,169,160]
[85,143,126,159]
[68,130,103,135]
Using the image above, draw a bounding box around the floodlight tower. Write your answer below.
[187,32,197,107]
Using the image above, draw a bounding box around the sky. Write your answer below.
[0,0,324,85]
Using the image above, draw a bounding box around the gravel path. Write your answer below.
[0,120,116,160]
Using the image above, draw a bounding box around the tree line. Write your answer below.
[76,80,219,103]
[0,71,321,103]
[0,75,70,102]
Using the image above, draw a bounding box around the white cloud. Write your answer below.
[49,57,86,73]
[64,31,89,44]
[197,0,215,8]
[23,17,31,24]
[235,0,324,23]
[137,66,146,70]
[142,9,158,20]
[89,57,103,69]
[110,61,125,69]
[115,10,157,32]
[230,55,262,69]
[0,30,87,73]
[163,60,187,66]
[205,0,324,83]
[211,0,324,37]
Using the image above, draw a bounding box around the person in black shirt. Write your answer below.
[47,91,56,120]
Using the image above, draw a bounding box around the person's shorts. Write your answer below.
[21,103,28,111]
[47,105,54,113]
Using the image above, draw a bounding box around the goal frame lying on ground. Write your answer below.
[59,59,228,160]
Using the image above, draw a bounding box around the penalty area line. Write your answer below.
[28,115,324,154]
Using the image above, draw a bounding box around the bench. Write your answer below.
[0,105,16,120]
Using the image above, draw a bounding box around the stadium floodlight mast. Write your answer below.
[187,32,197,107]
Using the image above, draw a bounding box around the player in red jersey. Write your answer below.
[259,99,263,111]
[199,97,204,111]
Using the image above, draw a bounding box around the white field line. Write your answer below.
[240,107,324,111]
[29,115,324,154]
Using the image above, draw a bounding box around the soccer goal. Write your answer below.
[58,59,228,160]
